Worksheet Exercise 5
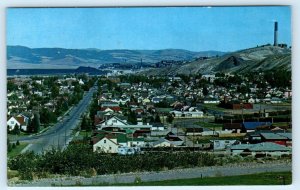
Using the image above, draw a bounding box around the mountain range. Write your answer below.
[7,46,226,69]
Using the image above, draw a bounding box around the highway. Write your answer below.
[15,83,98,154]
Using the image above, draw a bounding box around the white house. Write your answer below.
[97,116,153,131]
[270,98,283,104]
[170,110,203,118]
[7,117,21,131]
[97,116,128,128]
[7,115,29,131]
[79,79,85,85]
[93,137,119,153]
[248,98,255,104]
[203,98,220,104]
[211,140,237,151]
[152,139,173,147]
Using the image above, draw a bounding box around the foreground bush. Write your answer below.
[8,144,217,178]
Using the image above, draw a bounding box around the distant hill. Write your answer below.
[7,45,226,69]
[141,45,291,75]
[7,66,106,76]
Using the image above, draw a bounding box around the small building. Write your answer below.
[242,122,272,133]
[7,115,29,131]
[231,142,291,157]
[260,132,291,147]
[211,140,238,151]
[203,98,220,104]
[185,127,204,136]
[170,110,203,118]
[223,123,243,133]
[92,136,119,153]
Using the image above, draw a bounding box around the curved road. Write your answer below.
[15,84,98,154]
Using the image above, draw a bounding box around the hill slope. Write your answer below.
[142,46,291,75]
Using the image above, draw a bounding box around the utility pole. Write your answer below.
[65,129,67,145]
[193,127,195,152]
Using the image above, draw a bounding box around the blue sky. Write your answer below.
[6,6,291,52]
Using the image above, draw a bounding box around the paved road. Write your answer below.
[15,84,98,154]
[11,161,291,186]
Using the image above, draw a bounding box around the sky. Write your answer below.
[6,6,291,52]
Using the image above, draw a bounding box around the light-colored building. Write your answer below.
[93,137,119,153]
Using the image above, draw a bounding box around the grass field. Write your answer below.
[79,130,92,137]
[7,143,28,158]
[194,121,223,130]
[96,172,291,186]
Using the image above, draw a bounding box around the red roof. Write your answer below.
[101,107,121,112]
[15,116,26,125]
[94,115,103,126]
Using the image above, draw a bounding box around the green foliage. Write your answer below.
[81,115,92,131]
[7,80,18,92]
[32,113,41,133]
[89,97,99,121]
[134,176,142,184]
[215,72,225,77]
[51,85,60,98]
[11,124,20,135]
[203,86,209,96]
[154,114,161,123]
[264,70,291,88]
[166,114,174,124]
[8,144,218,178]
[154,100,170,108]
[40,108,57,125]
[127,110,137,125]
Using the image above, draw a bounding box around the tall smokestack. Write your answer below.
[274,21,278,46]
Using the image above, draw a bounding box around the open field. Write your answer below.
[194,121,223,130]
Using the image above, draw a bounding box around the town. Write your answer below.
[6,6,292,186]
[7,69,292,157]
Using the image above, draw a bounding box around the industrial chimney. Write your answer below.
[274,21,278,46]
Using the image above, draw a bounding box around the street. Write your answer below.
[15,84,98,154]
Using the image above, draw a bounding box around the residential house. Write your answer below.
[203,98,220,104]
[231,142,291,157]
[185,127,204,136]
[170,110,203,118]
[165,132,184,146]
[260,132,292,147]
[211,140,238,151]
[97,116,153,131]
[223,123,243,133]
[7,114,29,131]
[92,135,119,153]
[242,122,272,133]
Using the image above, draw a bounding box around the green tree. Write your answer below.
[154,114,161,123]
[166,114,174,124]
[127,110,137,124]
[12,124,20,135]
[51,85,59,98]
[80,115,90,131]
[203,86,209,96]
[32,113,41,133]
[7,81,18,92]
